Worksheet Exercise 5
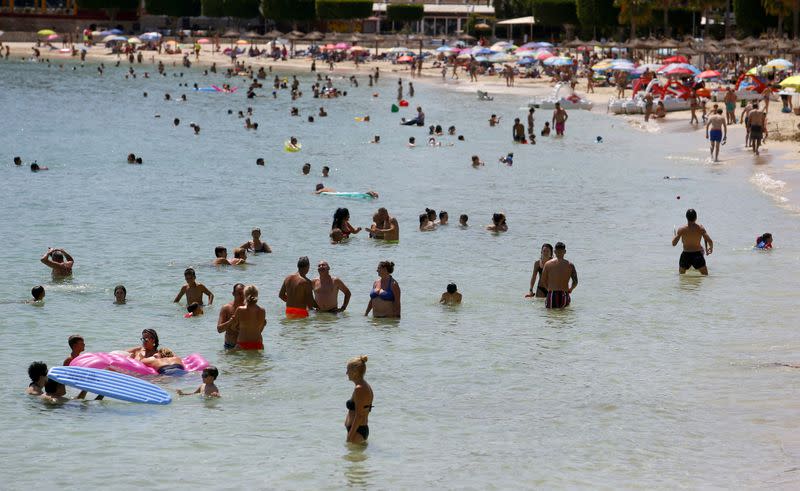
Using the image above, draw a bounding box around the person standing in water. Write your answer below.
[40,248,73,277]
[525,243,554,298]
[552,102,568,136]
[217,283,245,349]
[672,208,713,275]
[540,242,577,309]
[240,228,272,253]
[231,285,266,350]
[279,256,317,318]
[365,260,401,318]
[312,260,351,313]
[705,108,727,162]
[344,355,373,444]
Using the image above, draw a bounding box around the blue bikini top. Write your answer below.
[369,277,395,301]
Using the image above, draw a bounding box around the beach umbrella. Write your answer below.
[265,30,284,39]
[456,52,472,59]
[235,39,248,45]
[474,56,489,62]
[766,58,792,69]
[334,42,350,50]
[474,23,491,31]
[517,57,535,65]
[662,55,688,63]
[697,70,721,79]
[47,33,60,40]
[127,37,142,44]
[488,52,514,63]
[397,55,414,63]
[514,50,535,58]
[491,41,516,51]
[544,56,573,66]
[388,46,410,53]
[779,75,800,88]
[592,60,613,70]
[37,29,56,36]
[436,45,454,52]
[658,62,699,74]
[471,47,494,55]
[536,51,555,61]
[666,67,694,75]
[633,63,663,73]
[109,28,123,35]
[197,38,210,44]
[103,35,127,43]
[611,62,636,71]
[140,32,161,41]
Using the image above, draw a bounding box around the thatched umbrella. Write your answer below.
[368,34,385,56]
[676,46,698,56]
[286,31,304,56]
[222,30,240,38]
[265,29,284,40]
[347,34,363,44]
[407,33,429,56]
[458,33,476,43]
[720,37,741,47]
[565,38,585,48]
[659,38,679,48]
[306,31,324,41]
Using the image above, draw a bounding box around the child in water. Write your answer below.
[499,153,513,166]
[178,366,220,397]
[755,233,773,250]
[541,123,551,136]
[440,283,462,305]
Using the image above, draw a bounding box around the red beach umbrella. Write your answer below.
[697,70,721,79]
[663,55,688,64]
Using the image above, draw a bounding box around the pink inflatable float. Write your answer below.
[69,352,209,376]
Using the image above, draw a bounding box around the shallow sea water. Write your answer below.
[2,58,800,489]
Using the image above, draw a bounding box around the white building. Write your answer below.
[367,1,495,36]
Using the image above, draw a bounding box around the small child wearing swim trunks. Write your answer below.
[440,283,462,305]
[178,366,220,398]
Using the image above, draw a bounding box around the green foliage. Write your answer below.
[260,0,315,21]
[493,0,532,18]
[315,0,373,20]
[386,4,424,23]
[146,0,201,17]
[576,0,617,35]
[79,0,138,9]
[225,0,260,18]
[531,0,578,26]
[733,0,774,35]
[201,0,224,17]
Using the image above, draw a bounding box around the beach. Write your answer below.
[3,42,800,489]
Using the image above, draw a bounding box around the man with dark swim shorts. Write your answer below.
[748,103,766,156]
[141,348,186,375]
[672,208,713,275]
[540,242,578,309]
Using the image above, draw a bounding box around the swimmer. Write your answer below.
[30,162,48,171]
[705,108,727,162]
[316,183,336,194]
[30,285,45,303]
[540,242,578,309]
[127,328,159,360]
[486,213,508,232]
[14,156,22,166]
[672,208,713,275]
[26,361,48,395]
[489,114,500,127]
[370,135,380,144]
[344,355,374,443]
[596,136,603,143]
[322,166,330,177]
[40,379,69,404]
[499,153,513,166]
[302,163,311,175]
[471,155,485,167]
[114,284,126,304]
[419,213,437,231]
[213,246,234,265]
[185,302,204,317]
[408,137,416,147]
[364,260,401,318]
[330,228,345,243]
[427,137,440,147]
[64,334,84,365]
[448,126,456,135]
[240,228,272,253]
[178,366,220,397]
[217,283,245,349]
[755,233,773,250]
[541,122,551,136]
[141,348,185,375]
[440,283,462,305]
[512,118,525,142]
[174,268,214,305]
[135,157,143,164]
[279,256,317,318]
[551,102,568,136]
[127,153,136,163]
[438,211,448,225]
[231,284,266,349]
[459,214,469,227]
[319,107,328,117]
[312,260,352,313]
[232,247,247,264]
[256,158,265,166]
[40,248,73,277]
[332,208,362,237]
[369,207,399,241]
[525,243,554,298]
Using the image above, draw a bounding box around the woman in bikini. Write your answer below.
[232,285,266,350]
[345,355,374,443]
[526,243,553,299]
[332,208,361,238]
[364,261,400,318]
[240,228,272,253]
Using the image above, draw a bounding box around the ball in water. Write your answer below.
[676,196,680,200]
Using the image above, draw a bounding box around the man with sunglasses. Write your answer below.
[312,261,352,313]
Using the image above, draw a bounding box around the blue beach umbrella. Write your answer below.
[436,45,453,52]
[140,32,162,41]
[474,56,489,63]
[517,57,534,65]
[471,47,494,55]
[544,56,573,66]
[110,28,123,35]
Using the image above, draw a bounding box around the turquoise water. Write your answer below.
[2,58,800,489]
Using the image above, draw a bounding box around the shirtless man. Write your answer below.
[551,102,568,136]
[312,260,352,313]
[217,283,245,349]
[127,329,159,360]
[723,88,737,124]
[174,268,214,305]
[748,103,766,156]
[512,118,525,143]
[232,284,266,349]
[369,207,400,242]
[540,242,578,309]
[705,108,727,162]
[240,228,272,253]
[213,246,244,265]
[672,208,713,275]
[40,248,74,277]
[279,256,317,318]
[141,348,185,375]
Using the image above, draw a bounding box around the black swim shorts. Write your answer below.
[679,250,706,270]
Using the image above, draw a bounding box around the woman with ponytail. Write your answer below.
[345,355,374,443]
[232,285,266,350]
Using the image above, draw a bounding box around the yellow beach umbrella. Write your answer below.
[127,37,142,44]
[37,29,56,36]
[235,39,248,45]
[779,75,800,89]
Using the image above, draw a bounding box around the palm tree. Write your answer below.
[689,0,725,38]
[659,0,673,36]
[617,0,653,39]
[763,0,793,35]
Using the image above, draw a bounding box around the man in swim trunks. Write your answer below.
[540,242,578,309]
[723,88,737,124]
[240,228,272,253]
[213,246,238,265]
[748,103,766,156]
[40,248,74,278]
[217,283,245,349]
[705,108,727,162]
[312,260,352,313]
[369,207,399,242]
[551,102,568,136]
[672,208,713,275]
[279,256,317,318]
[141,348,185,375]
[512,118,525,143]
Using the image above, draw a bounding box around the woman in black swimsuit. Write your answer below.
[240,228,272,253]
[526,243,553,299]
[345,355,373,443]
